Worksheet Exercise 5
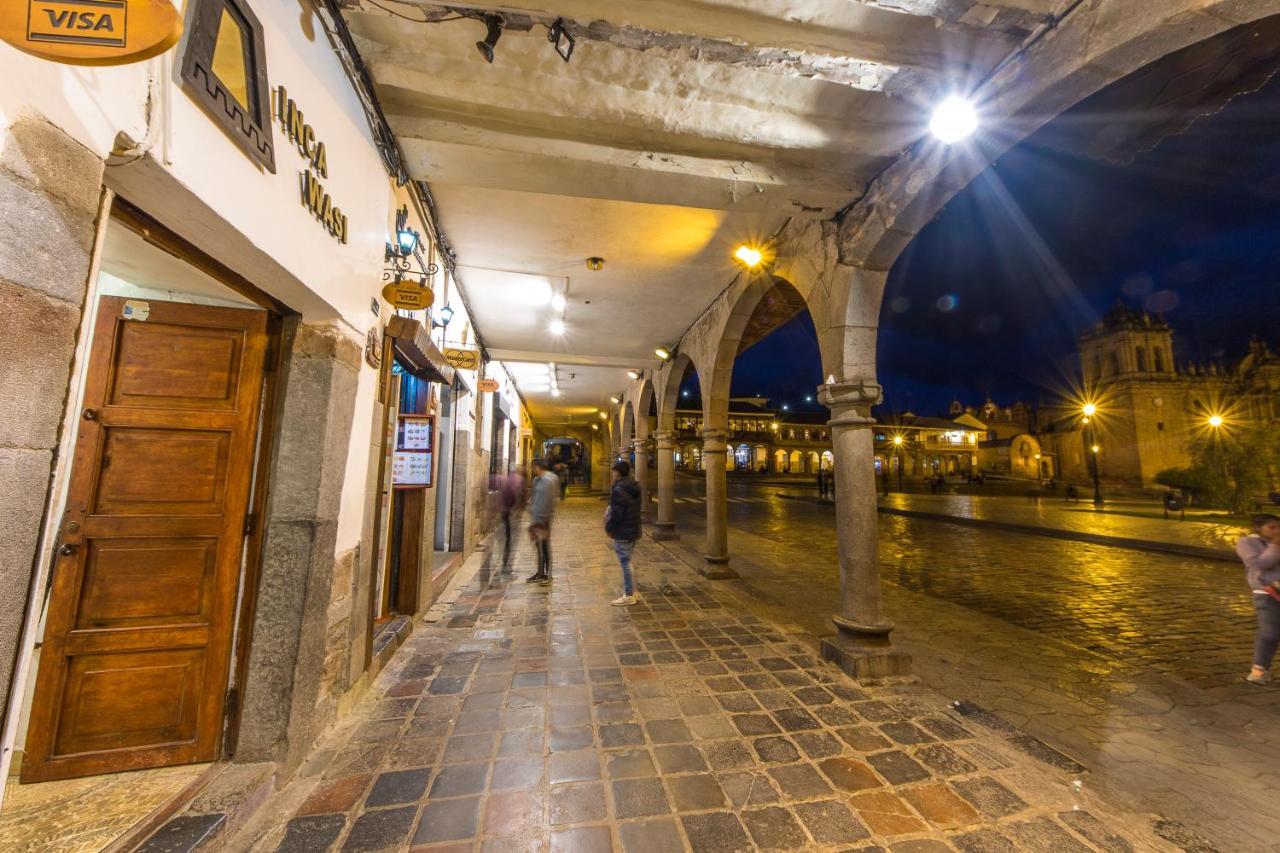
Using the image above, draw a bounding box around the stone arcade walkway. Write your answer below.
[234,498,1165,852]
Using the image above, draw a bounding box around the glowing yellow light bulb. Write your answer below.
[1082,403,1097,418]
[1207,414,1224,428]
[734,245,764,268]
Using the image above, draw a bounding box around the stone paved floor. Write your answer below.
[662,478,1280,850]
[237,497,1160,852]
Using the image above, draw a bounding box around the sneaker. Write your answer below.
[525,573,547,584]
[1247,668,1271,685]
[540,575,552,586]
[611,595,637,607]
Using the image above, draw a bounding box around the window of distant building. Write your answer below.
[1136,347,1147,372]
[1154,349,1165,372]
[1108,351,1121,376]
[1157,421,1164,431]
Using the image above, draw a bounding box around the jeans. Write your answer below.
[1255,594,1280,669]
[613,539,636,596]
[501,511,512,568]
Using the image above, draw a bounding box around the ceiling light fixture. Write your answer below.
[929,95,978,144]
[547,18,575,62]
[550,293,567,312]
[609,395,621,405]
[654,347,671,361]
[475,15,504,64]
[549,319,566,336]
[733,245,764,268]
[586,257,605,271]
[627,370,641,380]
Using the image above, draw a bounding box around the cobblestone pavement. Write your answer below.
[662,479,1280,851]
[235,497,1162,853]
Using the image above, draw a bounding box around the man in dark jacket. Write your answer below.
[605,460,642,606]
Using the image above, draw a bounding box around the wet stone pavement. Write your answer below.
[242,498,1157,853]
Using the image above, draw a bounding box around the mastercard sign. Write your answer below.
[1,0,182,66]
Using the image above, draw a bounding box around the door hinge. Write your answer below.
[224,687,239,718]
[243,512,257,537]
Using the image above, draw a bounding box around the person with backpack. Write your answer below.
[1238,513,1280,684]
[605,460,642,606]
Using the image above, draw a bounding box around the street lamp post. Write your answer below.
[1206,415,1229,507]
[1082,403,1104,507]
[893,435,904,491]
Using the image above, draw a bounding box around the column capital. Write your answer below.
[819,380,882,428]
[652,430,676,449]
[701,428,730,452]
[631,437,649,452]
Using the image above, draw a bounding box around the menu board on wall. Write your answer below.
[393,451,432,486]
[394,415,434,488]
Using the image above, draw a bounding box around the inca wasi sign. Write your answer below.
[1,0,182,65]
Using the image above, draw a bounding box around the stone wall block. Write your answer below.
[1,117,105,216]
[0,280,82,448]
[0,163,98,306]
[0,448,55,715]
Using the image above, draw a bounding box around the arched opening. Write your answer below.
[773,448,788,472]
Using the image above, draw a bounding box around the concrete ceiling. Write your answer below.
[341,0,1056,423]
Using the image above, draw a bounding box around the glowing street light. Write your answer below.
[734,245,764,268]
[1207,414,1224,428]
[929,96,978,144]
[1079,402,1104,506]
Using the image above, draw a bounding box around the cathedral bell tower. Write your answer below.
[1079,302,1175,387]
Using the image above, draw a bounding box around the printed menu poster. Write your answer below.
[393,451,432,486]
[400,418,432,450]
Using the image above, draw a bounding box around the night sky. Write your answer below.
[726,63,1280,419]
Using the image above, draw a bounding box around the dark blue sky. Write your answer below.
[730,65,1280,418]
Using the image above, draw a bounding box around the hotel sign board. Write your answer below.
[1,0,182,65]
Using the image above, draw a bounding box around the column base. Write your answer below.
[650,521,679,541]
[699,555,737,580]
[821,619,910,682]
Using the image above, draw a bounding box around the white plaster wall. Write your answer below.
[3,2,408,557]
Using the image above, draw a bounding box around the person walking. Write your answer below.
[499,469,522,570]
[605,460,643,606]
[816,468,826,499]
[1238,513,1280,684]
[526,459,559,585]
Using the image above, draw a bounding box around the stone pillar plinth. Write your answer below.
[652,431,678,540]
[818,380,910,680]
[632,438,651,521]
[700,428,736,579]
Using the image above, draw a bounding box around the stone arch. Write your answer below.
[833,2,1280,350]
[632,378,656,440]
[701,265,837,432]
[621,403,635,445]
[656,351,699,434]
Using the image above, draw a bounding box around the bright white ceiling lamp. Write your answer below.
[929,95,978,144]
[549,319,566,336]
[550,293,567,312]
[551,388,562,398]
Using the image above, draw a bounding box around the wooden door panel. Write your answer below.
[53,648,204,755]
[75,538,216,629]
[22,296,268,782]
[109,321,246,409]
[93,427,231,516]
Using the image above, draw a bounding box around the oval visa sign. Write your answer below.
[1,0,183,66]
[381,282,434,310]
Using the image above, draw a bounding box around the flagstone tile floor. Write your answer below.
[239,499,1164,852]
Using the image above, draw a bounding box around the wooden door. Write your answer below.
[22,297,268,782]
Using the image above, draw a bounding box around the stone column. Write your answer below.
[631,437,651,521]
[700,428,736,579]
[652,430,678,540]
[818,380,909,680]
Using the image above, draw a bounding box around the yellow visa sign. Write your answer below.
[381,282,434,310]
[3,0,182,66]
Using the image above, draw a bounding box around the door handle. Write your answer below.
[83,409,98,421]
[58,543,78,557]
